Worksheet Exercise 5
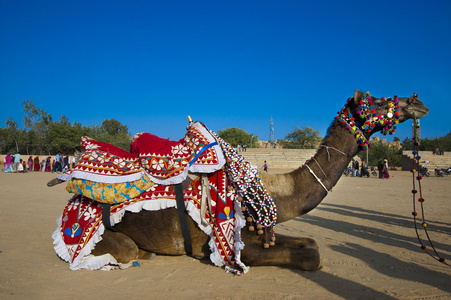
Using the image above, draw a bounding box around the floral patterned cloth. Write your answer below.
[65,175,154,204]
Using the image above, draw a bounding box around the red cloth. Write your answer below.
[34,156,40,171]
[59,122,225,186]
[45,158,51,172]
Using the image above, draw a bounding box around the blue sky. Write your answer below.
[1,0,450,142]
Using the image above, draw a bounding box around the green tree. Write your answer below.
[280,126,321,149]
[4,117,24,153]
[91,119,131,151]
[358,141,403,167]
[100,119,129,136]
[22,100,52,155]
[46,116,81,154]
[402,137,413,150]
[0,127,6,153]
[217,127,258,148]
[402,132,451,152]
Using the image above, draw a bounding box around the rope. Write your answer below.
[310,144,347,191]
[320,145,347,161]
[312,157,333,191]
[411,115,449,267]
[306,164,329,194]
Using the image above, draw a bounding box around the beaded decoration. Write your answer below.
[410,115,449,267]
[207,129,277,247]
[336,91,400,151]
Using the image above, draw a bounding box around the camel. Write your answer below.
[52,90,428,273]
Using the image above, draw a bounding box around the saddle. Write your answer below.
[58,121,226,204]
[131,121,226,184]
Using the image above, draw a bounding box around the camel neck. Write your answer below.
[262,120,360,223]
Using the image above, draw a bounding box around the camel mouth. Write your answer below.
[406,105,429,119]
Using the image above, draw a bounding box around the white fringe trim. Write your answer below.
[57,170,144,184]
[143,168,189,186]
[53,196,248,273]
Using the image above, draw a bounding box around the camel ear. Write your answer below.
[354,89,364,101]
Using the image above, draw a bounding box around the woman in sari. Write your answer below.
[34,156,40,171]
[45,157,52,172]
[383,159,390,179]
[28,156,33,171]
[3,154,13,172]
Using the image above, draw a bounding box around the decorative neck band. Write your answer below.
[336,91,400,151]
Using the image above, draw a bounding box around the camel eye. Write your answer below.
[374,102,386,109]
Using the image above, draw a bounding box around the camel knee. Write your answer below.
[138,249,156,260]
[92,230,139,264]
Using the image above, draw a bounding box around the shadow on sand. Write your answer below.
[289,202,451,297]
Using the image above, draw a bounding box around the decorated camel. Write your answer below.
[51,90,428,274]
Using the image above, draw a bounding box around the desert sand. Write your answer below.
[0,170,450,299]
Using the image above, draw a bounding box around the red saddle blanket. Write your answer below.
[58,122,225,185]
[52,169,248,273]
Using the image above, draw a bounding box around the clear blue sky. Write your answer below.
[1,0,450,142]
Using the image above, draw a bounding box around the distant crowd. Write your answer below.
[3,148,82,174]
[432,148,444,155]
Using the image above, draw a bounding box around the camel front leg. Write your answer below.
[91,230,140,264]
[274,234,319,250]
[241,242,321,271]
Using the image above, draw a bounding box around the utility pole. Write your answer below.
[269,116,274,148]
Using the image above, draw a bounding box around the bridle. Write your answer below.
[336,91,401,151]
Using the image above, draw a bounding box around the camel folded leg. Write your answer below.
[241,243,321,271]
[274,234,319,250]
[91,230,140,264]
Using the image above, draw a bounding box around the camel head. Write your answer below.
[337,89,429,150]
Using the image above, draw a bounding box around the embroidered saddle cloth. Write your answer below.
[58,122,226,202]
[52,169,248,274]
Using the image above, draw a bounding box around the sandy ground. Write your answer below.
[0,170,450,300]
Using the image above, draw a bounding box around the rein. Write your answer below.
[410,115,449,267]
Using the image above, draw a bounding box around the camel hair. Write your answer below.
[59,90,430,272]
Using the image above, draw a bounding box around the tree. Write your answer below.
[46,116,80,154]
[100,119,128,136]
[93,119,131,151]
[22,100,52,155]
[0,127,6,153]
[358,141,403,167]
[401,133,451,152]
[4,117,22,153]
[280,126,321,149]
[402,137,413,150]
[217,127,258,148]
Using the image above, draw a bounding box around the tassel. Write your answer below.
[263,227,270,248]
[270,227,276,246]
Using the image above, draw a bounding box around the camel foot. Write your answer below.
[275,235,319,250]
[241,242,322,271]
[295,247,322,271]
[138,249,156,260]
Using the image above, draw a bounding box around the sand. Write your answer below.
[0,170,450,299]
